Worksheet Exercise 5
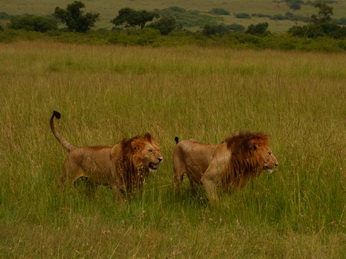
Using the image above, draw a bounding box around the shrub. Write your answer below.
[148,17,176,35]
[235,13,251,19]
[337,17,346,25]
[111,8,159,29]
[156,6,222,27]
[228,23,246,32]
[271,14,287,21]
[246,22,270,36]
[0,12,11,20]
[288,23,346,39]
[254,13,271,19]
[209,8,230,15]
[202,23,246,36]
[202,24,227,36]
[108,28,161,46]
[8,16,58,32]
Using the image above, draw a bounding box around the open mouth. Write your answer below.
[149,162,160,170]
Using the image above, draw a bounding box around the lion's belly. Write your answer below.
[85,168,111,184]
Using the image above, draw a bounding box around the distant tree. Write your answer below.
[111,8,159,29]
[311,1,333,24]
[8,16,58,32]
[53,1,99,32]
[246,22,270,35]
[149,17,176,35]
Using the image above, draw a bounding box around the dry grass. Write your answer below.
[0,41,345,257]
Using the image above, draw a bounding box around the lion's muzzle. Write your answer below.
[149,157,163,171]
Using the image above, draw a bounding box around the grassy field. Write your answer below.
[0,41,345,257]
[1,0,346,33]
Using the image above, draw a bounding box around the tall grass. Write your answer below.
[0,41,345,257]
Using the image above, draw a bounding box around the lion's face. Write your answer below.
[261,147,278,173]
[131,138,163,172]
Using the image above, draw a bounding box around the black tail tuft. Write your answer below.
[53,110,61,119]
[174,137,179,144]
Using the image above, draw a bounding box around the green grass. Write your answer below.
[0,41,345,257]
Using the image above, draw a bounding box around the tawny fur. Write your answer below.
[173,133,278,202]
[50,111,163,201]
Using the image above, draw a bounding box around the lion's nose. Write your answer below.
[158,157,163,162]
[275,163,279,167]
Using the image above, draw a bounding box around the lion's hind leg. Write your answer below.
[173,160,187,190]
[59,157,84,191]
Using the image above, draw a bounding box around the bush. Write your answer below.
[254,13,271,19]
[202,24,227,36]
[337,17,346,25]
[209,8,230,15]
[288,23,346,39]
[246,22,270,36]
[228,24,246,32]
[108,28,161,46]
[156,6,222,27]
[149,17,176,35]
[8,16,58,32]
[235,13,251,19]
[271,14,287,21]
[0,12,12,20]
[202,23,245,36]
[111,8,159,29]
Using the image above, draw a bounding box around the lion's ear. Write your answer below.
[143,133,152,141]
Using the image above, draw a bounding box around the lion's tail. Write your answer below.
[174,137,179,144]
[50,111,75,152]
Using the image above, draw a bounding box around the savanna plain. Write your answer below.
[0,41,345,258]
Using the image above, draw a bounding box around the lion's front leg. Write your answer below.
[109,183,125,202]
[109,163,127,202]
[201,149,231,203]
[201,173,219,202]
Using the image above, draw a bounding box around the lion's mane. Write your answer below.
[118,133,153,192]
[222,132,270,188]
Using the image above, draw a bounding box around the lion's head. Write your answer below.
[121,133,163,173]
[225,132,278,179]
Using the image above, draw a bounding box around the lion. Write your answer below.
[173,133,278,202]
[50,111,163,201]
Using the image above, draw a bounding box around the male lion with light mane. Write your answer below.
[50,111,163,201]
[173,133,278,202]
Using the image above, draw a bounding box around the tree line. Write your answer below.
[1,0,345,39]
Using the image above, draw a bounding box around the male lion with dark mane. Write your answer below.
[173,133,278,202]
[50,111,163,201]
